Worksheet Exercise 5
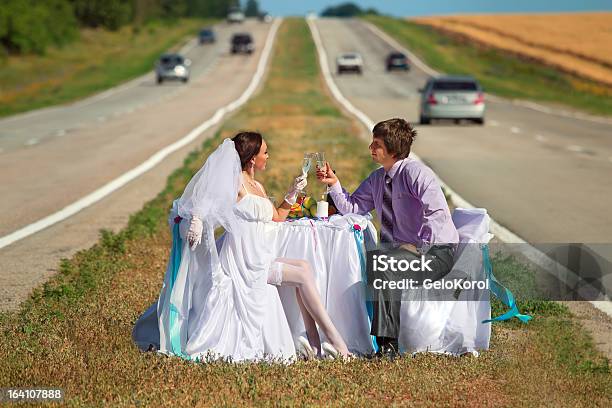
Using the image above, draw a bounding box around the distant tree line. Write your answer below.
[0,0,253,55]
[320,2,379,18]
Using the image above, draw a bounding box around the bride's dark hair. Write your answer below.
[232,132,263,170]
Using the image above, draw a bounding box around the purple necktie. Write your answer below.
[380,175,394,243]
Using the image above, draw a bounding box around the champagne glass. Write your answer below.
[315,151,325,169]
[301,153,312,176]
[297,153,312,197]
[314,152,328,198]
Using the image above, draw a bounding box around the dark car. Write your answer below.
[231,33,254,54]
[386,52,409,71]
[155,53,191,84]
[198,28,215,44]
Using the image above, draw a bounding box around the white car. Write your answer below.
[336,53,363,75]
[227,9,245,23]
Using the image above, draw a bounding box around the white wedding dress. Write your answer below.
[133,140,295,362]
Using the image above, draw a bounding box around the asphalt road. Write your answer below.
[0,24,246,153]
[0,19,274,310]
[315,18,612,294]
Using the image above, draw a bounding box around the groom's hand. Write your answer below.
[317,162,338,186]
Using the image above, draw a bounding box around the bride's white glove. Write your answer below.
[284,174,307,205]
[187,216,203,250]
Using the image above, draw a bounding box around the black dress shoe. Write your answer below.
[375,337,399,358]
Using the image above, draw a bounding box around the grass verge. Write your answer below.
[0,19,213,118]
[363,15,612,117]
[0,18,609,406]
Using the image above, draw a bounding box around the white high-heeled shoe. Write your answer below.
[321,342,340,359]
[297,336,317,360]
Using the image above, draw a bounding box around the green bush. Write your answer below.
[70,0,133,30]
[320,2,379,17]
[0,0,237,55]
[0,0,78,54]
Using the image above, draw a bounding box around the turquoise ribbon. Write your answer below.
[165,220,190,359]
[482,244,532,324]
[350,224,378,351]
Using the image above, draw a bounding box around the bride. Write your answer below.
[133,132,350,361]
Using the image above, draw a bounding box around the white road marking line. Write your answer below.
[25,138,39,146]
[590,301,612,317]
[510,126,521,134]
[489,120,499,127]
[535,134,547,143]
[308,17,611,316]
[0,18,282,251]
[363,21,612,126]
[567,145,585,153]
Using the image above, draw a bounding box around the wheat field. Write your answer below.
[413,12,612,86]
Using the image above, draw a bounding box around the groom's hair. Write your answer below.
[372,118,416,159]
[232,131,263,170]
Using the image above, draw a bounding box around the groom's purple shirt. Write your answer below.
[329,157,459,248]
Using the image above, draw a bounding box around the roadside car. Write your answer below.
[419,76,485,124]
[385,51,409,71]
[227,8,245,23]
[231,33,254,54]
[198,28,215,44]
[258,12,272,23]
[336,52,363,74]
[155,53,191,84]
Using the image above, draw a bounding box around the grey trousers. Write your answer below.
[368,245,455,338]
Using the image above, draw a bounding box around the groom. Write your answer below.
[317,118,459,355]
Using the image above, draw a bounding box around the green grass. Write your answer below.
[0,18,214,118]
[363,15,612,117]
[490,252,571,326]
[0,18,610,406]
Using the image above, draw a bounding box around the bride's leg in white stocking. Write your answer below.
[295,289,321,354]
[275,258,350,357]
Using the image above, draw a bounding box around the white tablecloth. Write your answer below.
[270,214,376,355]
[269,210,493,357]
[399,208,492,356]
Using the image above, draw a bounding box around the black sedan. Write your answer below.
[386,52,410,71]
[231,33,254,54]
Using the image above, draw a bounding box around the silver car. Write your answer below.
[419,76,485,124]
[156,54,191,84]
